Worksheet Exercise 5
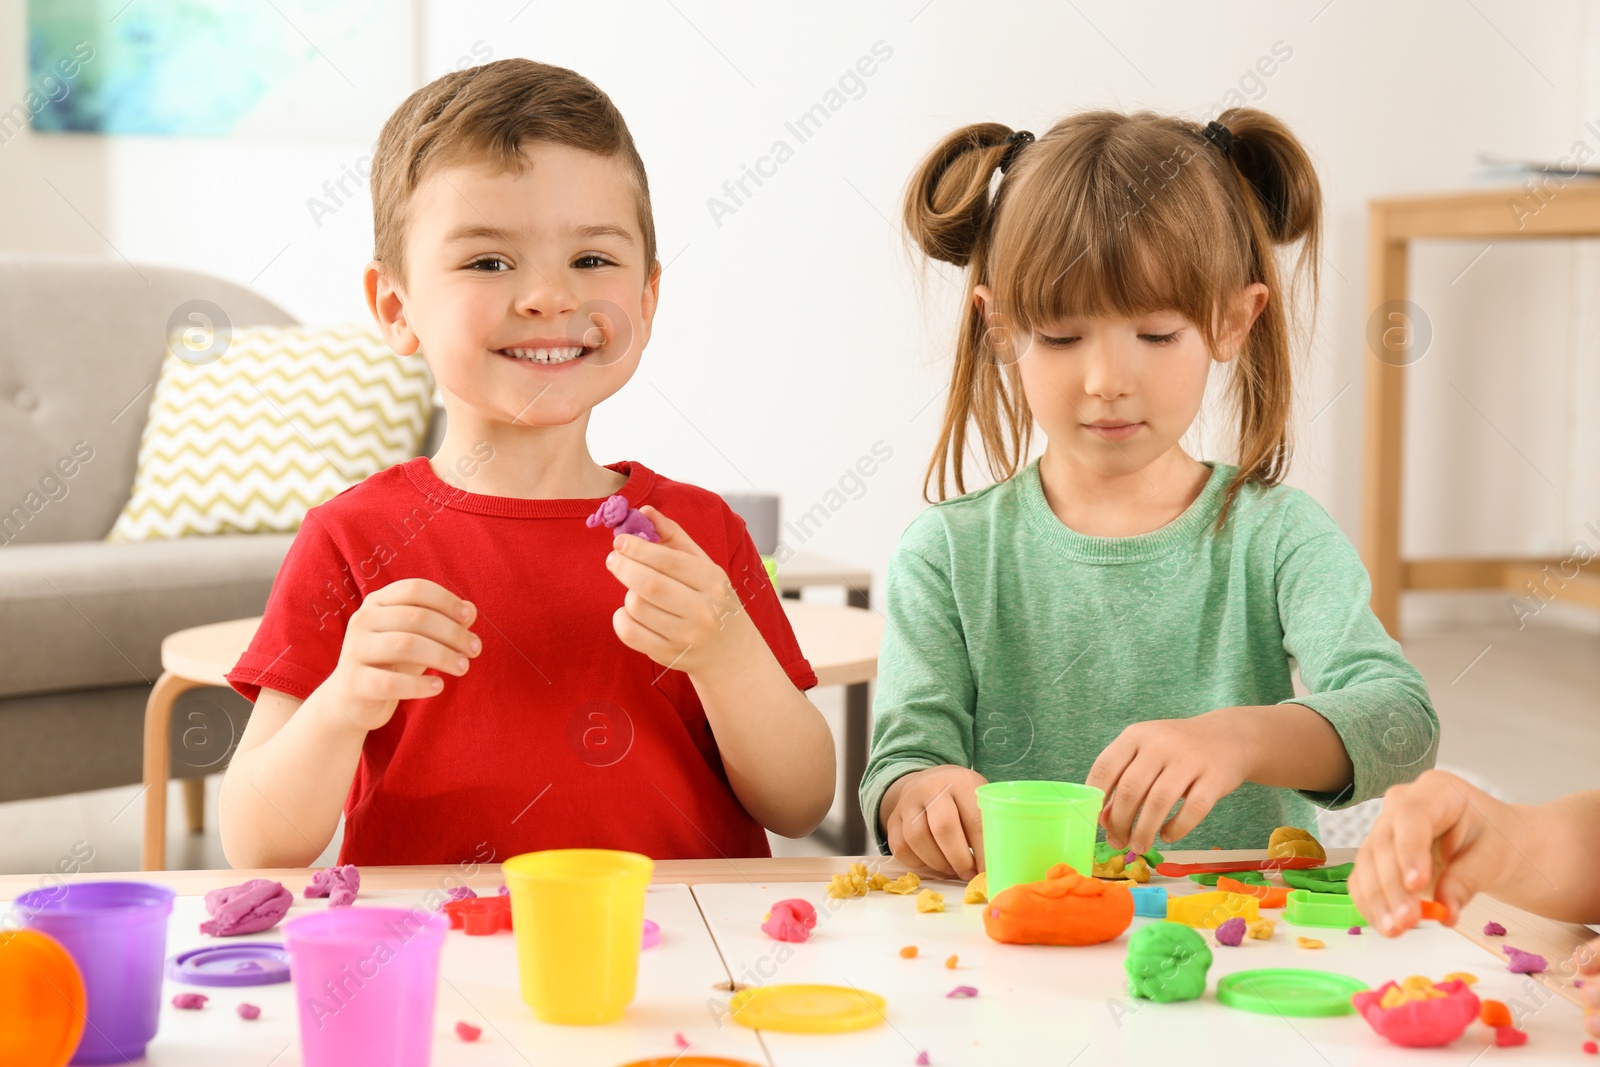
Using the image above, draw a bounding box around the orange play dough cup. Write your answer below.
[0,928,87,1067]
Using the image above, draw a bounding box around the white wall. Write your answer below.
[4,0,1597,623]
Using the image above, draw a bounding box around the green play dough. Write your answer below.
[1187,869,1270,887]
[1281,863,1354,894]
[1124,922,1214,1003]
[1095,842,1165,867]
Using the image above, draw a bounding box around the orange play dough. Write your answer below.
[1216,876,1290,909]
[982,864,1134,946]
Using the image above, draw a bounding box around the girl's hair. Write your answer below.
[902,108,1322,528]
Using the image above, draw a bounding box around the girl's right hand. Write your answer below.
[326,578,480,733]
[1348,769,1517,937]
[882,765,988,881]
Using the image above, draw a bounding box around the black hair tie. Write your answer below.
[998,129,1035,174]
[1202,120,1233,159]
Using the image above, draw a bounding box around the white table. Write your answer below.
[4,851,1590,1065]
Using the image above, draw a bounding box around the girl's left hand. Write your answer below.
[1086,712,1253,856]
[606,506,756,678]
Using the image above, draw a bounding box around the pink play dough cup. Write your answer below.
[283,906,448,1067]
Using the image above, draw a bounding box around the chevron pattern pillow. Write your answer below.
[107,324,435,541]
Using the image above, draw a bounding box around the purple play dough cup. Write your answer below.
[13,880,176,1064]
[283,906,449,1067]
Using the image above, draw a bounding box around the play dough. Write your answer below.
[237,1003,260,1020]
[1190,869,1270,887]
[1214,918,1247,946]
[963,872,987,904]
[1125,922,1213,1003]
[981,864,1134,946]
[1504,946,1547,974]
[1165,891,1260,929]
[304,865,360,907]
[1247,919,1276,940]
[1266,826,1325,861]
[1280,863,1353,894]
[587,494,660,542]
[171,993,208,1010]
[1352,979,1479,1048]
[760,899,817,943]
[1483,921,1507,936]
[199,879,292,937]
[1216,876,1290,908]
[915,890,945,913]
[455,1021,482,1042]
[826,863,871,899]
[882,873,922,896]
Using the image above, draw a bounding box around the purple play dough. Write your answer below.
[586,495,660,543]
[443,885,477,902]
[305,865,360,907]
[237,1002,261,1020]
[1215,917,1247,946]
[945,985,979,999]
[171,992,208,1010]
[1504,945,1547,974]
[199,879,292,937]
[1483,920,1507,936]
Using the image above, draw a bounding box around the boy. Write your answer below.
[219,59,835,869]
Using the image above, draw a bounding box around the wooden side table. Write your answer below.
[141,617,267,872]
[1363,184,1600,635]
[141,602,883,871]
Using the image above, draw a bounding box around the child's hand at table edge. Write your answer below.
[882,765,988,881]
[606,505,763,679]
[1348,769,1518,938]
[1085,710,1255,858]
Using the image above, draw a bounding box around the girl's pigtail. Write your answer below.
[904,123,1031,501]
[1211,108,1323,528]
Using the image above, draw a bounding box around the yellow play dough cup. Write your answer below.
[976,780,1104,899]
[501,849,654,1025]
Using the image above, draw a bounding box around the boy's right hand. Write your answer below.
[1349,769,1518,937]
[326,578,480,733]
[882,765,987,881]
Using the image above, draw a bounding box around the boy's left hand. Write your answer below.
[1086,713,1253,856]
[607,505,756,677]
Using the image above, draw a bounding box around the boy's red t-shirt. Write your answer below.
[225,457,816,866]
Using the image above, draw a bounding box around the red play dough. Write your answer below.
[1352,979,1480,1048]
[1494,1026,1528,1047]
[981,864,1134,946]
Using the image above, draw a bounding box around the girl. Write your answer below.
[861,108,1439,880]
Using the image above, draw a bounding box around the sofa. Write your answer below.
[0,253,442,807]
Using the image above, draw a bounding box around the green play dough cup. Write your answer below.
[976,780,1104,899]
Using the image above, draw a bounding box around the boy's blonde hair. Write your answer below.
[370,58,657,284]
[903,107,1323,528]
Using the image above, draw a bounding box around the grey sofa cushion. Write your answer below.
[0,684,250,802]
[0,533,293,699]
[0,252,297,546]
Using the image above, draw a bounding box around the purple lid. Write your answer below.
[167,942,290,986]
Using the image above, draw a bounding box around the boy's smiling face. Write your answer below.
[370,142,659,432]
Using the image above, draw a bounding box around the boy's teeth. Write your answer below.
[502,346,584,364]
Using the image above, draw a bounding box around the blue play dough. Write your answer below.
[1130,885,1168,918]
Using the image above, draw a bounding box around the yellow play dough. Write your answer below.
[963,872,987,904]
[883,873,922,896]
[915,889,944,913]
[1266,826,1326,862]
